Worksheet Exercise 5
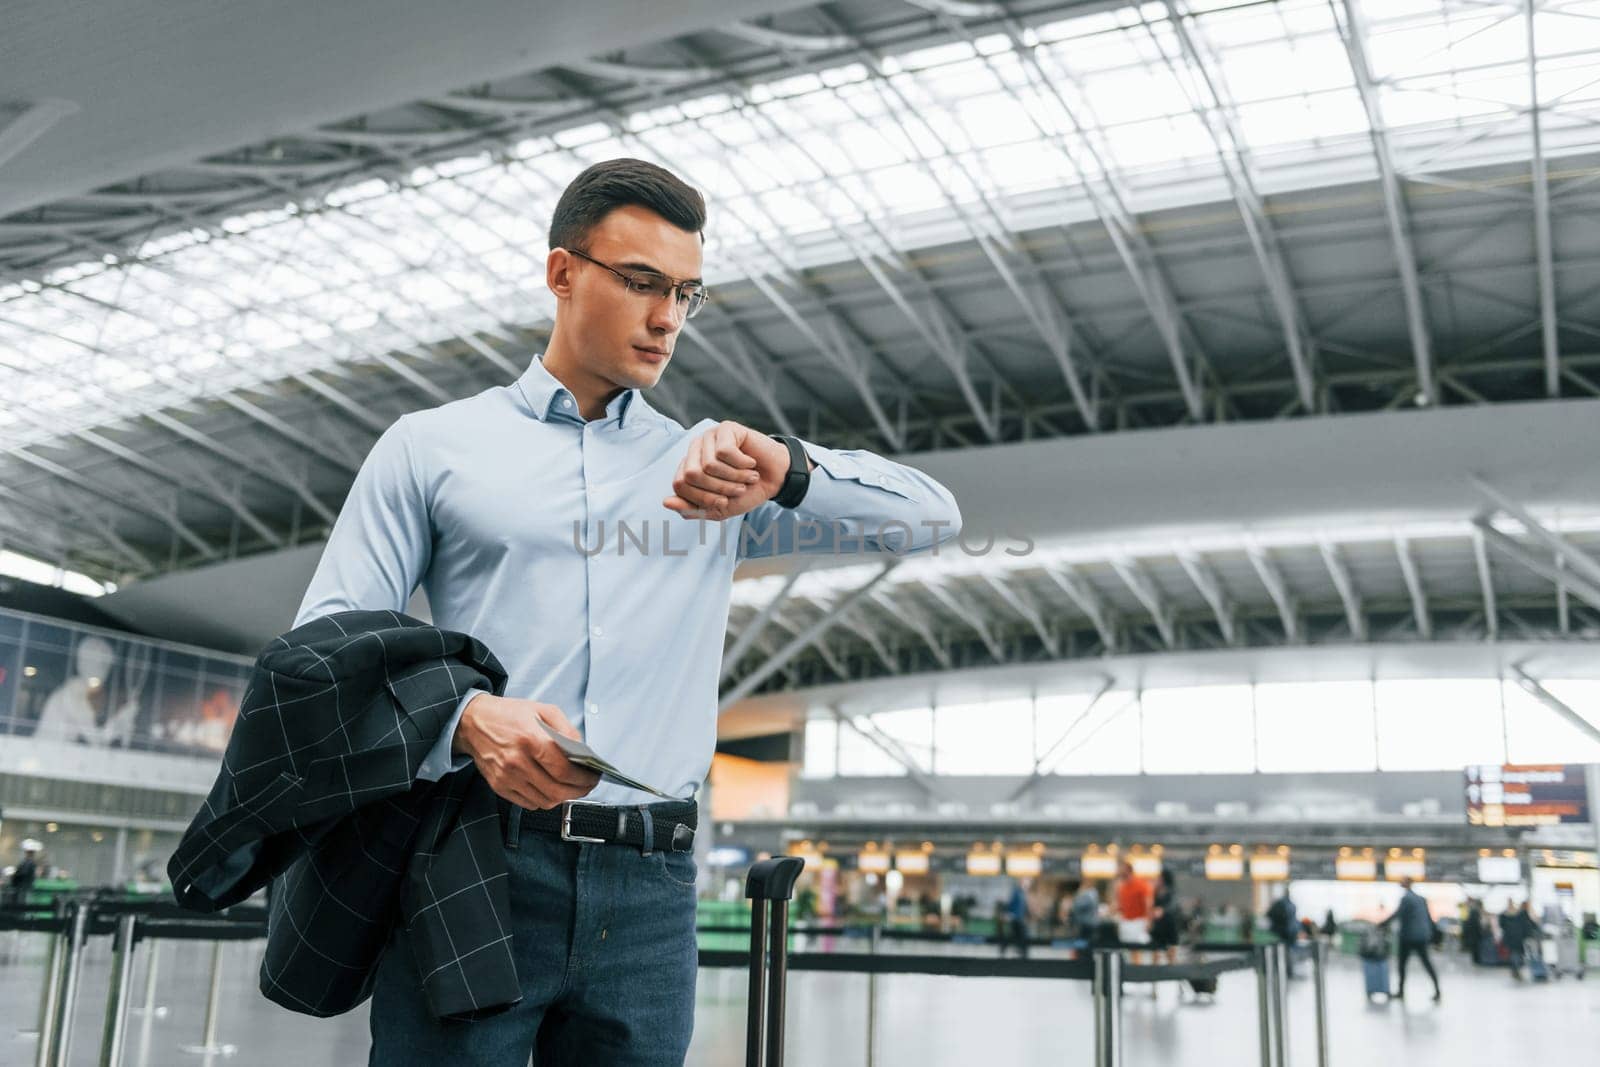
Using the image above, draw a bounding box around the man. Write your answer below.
[295,158,960,1066]
[1003,878,1031,958]
[1265,885,1299,977]
[1380,876,1440,1001]
[5,843,39,906]
[1114,860,1153,963]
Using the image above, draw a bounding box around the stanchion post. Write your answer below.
[130,938,166,1019]
[98,914,138,1067]
[865,926,878,1067]
[1271,943,1290,1067]
[1311,940,1329,1067]
[1255,945,1275,1067]
[49,901,91,1067]
[180,939,236,1057]
[1092,950,1123,1067]
[30,919,67,1067]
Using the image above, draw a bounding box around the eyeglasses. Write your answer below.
[565,247,708,320]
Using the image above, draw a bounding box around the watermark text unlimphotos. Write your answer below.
[571,519,1033,558]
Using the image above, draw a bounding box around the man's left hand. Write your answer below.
[664,421,801,521]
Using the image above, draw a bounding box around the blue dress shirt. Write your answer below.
[295,356,961,806]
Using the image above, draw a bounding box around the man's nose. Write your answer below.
[647,294,685,332]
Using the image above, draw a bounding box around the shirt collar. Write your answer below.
[515,355,638,428]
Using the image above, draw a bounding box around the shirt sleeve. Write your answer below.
[294,416,432,627]
[737,440,961,560]
[416,690,481,782]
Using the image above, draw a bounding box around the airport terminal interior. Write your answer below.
[3,0,1600,1064]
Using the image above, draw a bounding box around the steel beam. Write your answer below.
[1393,536,1432,639]
[719,562,898,709]
[1175,548,1237,645]
[1317,541,1368,642]
[1245,544,1300,643]
[1043,564,1118,653]
[1527,0,1561,396]
[1109,557,1177,649]
[1336,0,1436,405]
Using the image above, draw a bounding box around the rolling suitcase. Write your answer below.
[745,856,805,1067]
[1362,956,1390,999]
[1528,945,1550,982]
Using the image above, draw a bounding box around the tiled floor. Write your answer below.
[3,931,1595,1066]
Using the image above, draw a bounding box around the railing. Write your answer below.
[1,895,266,1067]
[2,896,1331,1067]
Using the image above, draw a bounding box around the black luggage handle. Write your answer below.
[745,857,805,1067]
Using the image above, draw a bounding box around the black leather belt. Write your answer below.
[513,798,697,853]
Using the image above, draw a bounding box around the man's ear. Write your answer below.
[546,247,575,299]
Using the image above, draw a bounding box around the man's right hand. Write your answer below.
[452,694,601,810]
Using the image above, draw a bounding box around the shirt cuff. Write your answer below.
[416,689,482,782]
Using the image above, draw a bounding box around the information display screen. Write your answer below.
[1466,764,1590,827]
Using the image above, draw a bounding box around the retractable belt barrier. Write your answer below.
[700,925,1328,1067]
[1,896,267,1067]
[5,899,1329,1067]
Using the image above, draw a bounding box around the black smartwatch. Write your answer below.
[769,434,811,509]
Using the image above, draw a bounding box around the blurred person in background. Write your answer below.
[4,842,40,906]
[1265,884,1299,977]
[1114,860,1154,963]
[1379,876,1440,1002]
[1149,867,1181,965]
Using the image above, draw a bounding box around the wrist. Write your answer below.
[451,692,491,757]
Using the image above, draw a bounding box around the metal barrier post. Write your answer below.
[1092,950,1122,1067]
[98,914,138,1067]
[1271,943,1290,1067]
[180,940,237,1057]
[49,902,91,1067]
[865,926,878,1067]
[28,921,67,1067]
[1311,940,1329,1067]
[1255,945,1276,1067]
[130,938,167,1019]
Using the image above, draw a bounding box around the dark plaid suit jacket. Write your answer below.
[168,610,523,1020]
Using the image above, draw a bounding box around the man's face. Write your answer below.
[548,204,703,393]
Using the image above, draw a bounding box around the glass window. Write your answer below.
[0,634,19,734]
[1033,692,1104,768]
[1139,685,1256,774]
[801,717,837,779]
[1503,679,1600,765]
[1050,691,1142,776]
[837,706,931,777]
[933,698,1034,776]
[1375,679,1505,771]
[1256,681,1377,773]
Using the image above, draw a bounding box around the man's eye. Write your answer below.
[629,275,671,296]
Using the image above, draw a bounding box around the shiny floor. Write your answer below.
[3,932,1595,1066]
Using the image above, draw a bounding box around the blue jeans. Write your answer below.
[368,825,699,1066]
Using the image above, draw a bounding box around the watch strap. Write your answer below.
[770,435,811,509]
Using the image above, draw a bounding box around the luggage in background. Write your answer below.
[1363,956,1391,1000]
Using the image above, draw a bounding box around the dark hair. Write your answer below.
[548,158,706,251]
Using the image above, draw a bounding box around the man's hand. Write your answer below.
[663,421,804,522]
[452,694,601,810]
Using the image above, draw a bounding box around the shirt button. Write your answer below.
[591,625,603,637]
[588,703,600,716]
[561,397,572,408]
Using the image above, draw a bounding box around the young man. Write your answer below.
[294,158,960,1066]
[1380,876,1441,1001]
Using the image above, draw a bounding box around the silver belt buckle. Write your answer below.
[559,801,607,844]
